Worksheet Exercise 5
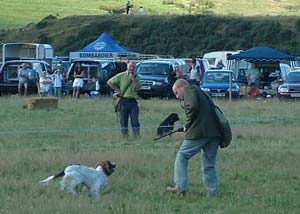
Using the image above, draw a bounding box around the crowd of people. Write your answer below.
[17,63,64,98]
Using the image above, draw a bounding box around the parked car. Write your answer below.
[0,60,53,95]
[277,71,300,99]
[135,59,179,98]
[200,70,240,98]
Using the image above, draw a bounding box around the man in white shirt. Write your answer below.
[139,6,145,15]
[189,59,200,85]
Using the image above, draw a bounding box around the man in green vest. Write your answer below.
[107,62,141,138]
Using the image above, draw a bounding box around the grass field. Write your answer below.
[0,0,299,29]
[0,96,299,213]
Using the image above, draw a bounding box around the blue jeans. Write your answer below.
[174,137,220,195]
[120,98,140,137]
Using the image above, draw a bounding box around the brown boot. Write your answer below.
[166,186,186,196]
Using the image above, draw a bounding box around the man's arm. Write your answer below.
[184,87,200,130]
[129,74,141,90]
[18,70,27,78]
[107,80,120,94]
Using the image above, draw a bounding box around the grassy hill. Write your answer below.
[1,1,300,57]
[0,0,300,29]
[1,14,300,57]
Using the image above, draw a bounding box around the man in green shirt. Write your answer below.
[107,62,141,138]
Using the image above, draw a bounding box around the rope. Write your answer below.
[0,115,299,136]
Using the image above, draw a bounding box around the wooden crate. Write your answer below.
[26,97,58,110]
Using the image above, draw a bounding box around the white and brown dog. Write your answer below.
[40,160,116,199]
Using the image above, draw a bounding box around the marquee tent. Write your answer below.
[69,32,137,60]
[228,46,295,61]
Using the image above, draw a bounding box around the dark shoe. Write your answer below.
[166,186,186,196]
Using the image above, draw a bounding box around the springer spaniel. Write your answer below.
[40,160,116,199]
[156,113,179,137]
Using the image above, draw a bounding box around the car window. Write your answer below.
[137,63,170,75]
[204,72,234,82]
[45,64,52,74]
[83,64,100,79]
[287,72,300,82]
[5,64,19,80]
[68,62,101,80]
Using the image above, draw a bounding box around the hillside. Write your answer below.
[1,14,300,58]
[0,0,300,29]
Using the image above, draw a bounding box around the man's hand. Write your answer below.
[113,92,120,98]
[177,127,187,132]
[129,73,135,81]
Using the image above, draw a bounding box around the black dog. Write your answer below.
[156,113,179,137]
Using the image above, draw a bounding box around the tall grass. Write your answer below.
[0,96,299,213]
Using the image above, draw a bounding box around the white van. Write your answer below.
[203,51,241,69]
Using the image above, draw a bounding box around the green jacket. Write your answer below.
[183,85,221,140]
[108,71,140,99]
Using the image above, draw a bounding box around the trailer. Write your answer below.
[2,43,54,66]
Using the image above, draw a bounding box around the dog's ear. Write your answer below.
[99,161,108,168]
[100,160,116,176]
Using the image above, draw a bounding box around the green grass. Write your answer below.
[0,96,300,213]
[0,0,299,29]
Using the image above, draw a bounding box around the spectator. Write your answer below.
[18,63,30,96]
[170,64,183,84]
[247,63,261,87]
[247,82,260,98]
[39,71,53,96]
[189,58,200,85]
[139,6,146,15]
[107,62,141,138]
[56,61,66,76]
[72,63,85,99]
[216,60,225,69]
[126,1,131,14]
[174,64,183,79]
[167,79,221,196]
[128,4,134,15]
[53,68,64,98]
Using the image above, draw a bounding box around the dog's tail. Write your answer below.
[39,169,65,184]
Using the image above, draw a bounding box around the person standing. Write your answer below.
[126,1,131,14]
[128,4,134,15]
[247,63,261,87]
[107,62,141,138]
[72,63,85,99]
[139,6,146,15]
[53,68,64,98]
[174,64,183,79]
[167,79,221,196]
[189,58,201,86]
[18,63,30,96]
